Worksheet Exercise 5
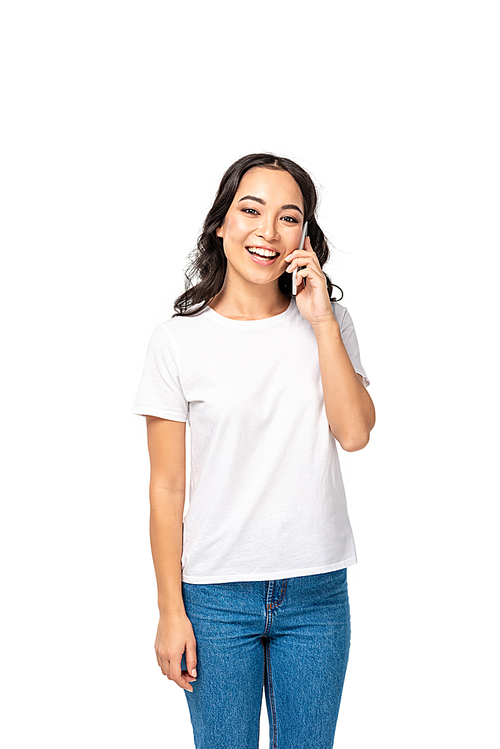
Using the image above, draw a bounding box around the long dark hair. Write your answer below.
[172,153,343,317]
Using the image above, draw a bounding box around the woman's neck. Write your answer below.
[208,290,291,321]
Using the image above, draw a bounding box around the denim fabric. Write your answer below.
[180,568,351,748]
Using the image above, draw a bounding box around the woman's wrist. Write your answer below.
[159,604,188,618]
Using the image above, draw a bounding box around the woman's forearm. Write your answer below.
[149,487,186,616]
[313,318,375,451]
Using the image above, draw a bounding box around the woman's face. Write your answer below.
[216,167,305,284]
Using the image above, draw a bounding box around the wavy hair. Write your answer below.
[172,153,343,317]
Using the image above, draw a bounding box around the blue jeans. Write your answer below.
[180,568,351,748]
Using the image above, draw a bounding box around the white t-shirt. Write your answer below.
[132,296,370,584]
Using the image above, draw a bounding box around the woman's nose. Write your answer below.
[257,217,280,241]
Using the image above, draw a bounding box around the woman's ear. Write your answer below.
[216,225,223,238]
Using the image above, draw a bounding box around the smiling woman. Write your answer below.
[132,152,374,749]
[172,152,344,319]
[213,167,306,285]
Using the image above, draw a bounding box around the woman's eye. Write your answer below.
[241,209,298,223]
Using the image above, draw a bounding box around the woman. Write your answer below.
[132,153,375,748]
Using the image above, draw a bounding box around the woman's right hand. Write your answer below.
[155,611,198,692]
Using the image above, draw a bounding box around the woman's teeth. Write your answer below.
[247,247,278,258]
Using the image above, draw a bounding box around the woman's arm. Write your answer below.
[283,240,374,452]
[146,416,197,692]
[146,415,187,614]
[312,319,376,451]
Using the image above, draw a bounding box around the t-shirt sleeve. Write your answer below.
[131,323,189,421]
[336,306,371,388]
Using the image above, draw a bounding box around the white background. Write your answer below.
[1,1,499,747]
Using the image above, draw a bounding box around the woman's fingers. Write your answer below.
[169,654,194,692]
[155,614,198,692]
[185,640,198,680]
[286,249,321,275]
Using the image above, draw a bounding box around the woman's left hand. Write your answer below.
[285,236,337,327]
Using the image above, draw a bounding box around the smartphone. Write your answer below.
[292,220,308,296]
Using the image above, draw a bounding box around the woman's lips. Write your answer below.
[245,247,279,266]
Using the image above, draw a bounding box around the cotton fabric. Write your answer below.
[132,296,369,584]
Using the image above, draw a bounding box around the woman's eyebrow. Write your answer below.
[237,195,303,215]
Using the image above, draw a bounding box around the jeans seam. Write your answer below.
[265,638,278,748]
[266,578,288,609]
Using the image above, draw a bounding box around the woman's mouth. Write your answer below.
[245,247,280,266]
